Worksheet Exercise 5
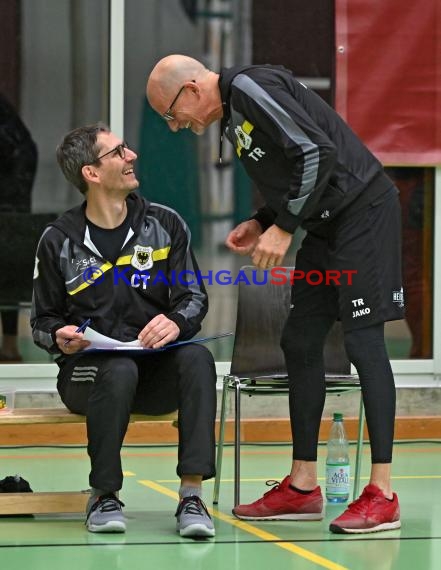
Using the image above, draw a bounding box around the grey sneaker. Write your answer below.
[175,495,215,537]
[86,493,126,533]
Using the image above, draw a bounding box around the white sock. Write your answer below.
[179,486,202,500]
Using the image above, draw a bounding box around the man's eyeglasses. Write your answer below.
[162,80,195,122]
[93,142,128,163]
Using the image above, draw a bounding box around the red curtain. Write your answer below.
[335,0,441,165]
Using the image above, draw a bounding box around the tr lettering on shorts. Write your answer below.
[351,298,371,319]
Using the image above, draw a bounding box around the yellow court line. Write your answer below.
[138,479,348,570]
[139,479,179,501]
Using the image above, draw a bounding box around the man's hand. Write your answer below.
[138,314,180,349]
[251,224,292,269]
[56,325,91,354]
[225,219,262,255]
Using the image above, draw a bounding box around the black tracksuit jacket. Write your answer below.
[31,192,207,356]
[218,64,393,234]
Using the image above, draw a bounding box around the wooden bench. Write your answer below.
[0,407,178,515]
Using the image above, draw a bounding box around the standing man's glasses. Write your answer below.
[162,80,195,121]
[93,142,129,163]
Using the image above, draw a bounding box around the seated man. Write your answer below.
[31,123,216,537]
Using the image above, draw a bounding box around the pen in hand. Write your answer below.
[63,318,92,346]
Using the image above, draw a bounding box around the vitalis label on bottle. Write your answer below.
[326,464,350,495]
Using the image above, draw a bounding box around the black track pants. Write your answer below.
[57,344,217,491]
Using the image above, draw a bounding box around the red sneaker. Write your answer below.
[329,484,401,534]
[232,476,323,521]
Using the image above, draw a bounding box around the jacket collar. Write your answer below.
[49,192,150,244]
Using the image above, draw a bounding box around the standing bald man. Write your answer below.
[147,55,403,535]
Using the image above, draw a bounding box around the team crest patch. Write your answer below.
[234,126,252,150]
[131,245,153,270]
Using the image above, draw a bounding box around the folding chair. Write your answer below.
[213,266,365,506]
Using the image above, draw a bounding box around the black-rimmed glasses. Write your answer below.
[162,80,195,121]
[93,141,128,163]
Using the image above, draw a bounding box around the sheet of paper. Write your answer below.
[81,329,233,353]
[82,327,142,350]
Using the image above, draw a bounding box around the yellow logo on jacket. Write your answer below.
[235,120,254,157]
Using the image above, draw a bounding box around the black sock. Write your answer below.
[289,484,314,495]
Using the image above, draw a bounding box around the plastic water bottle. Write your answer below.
[326,412,350,503]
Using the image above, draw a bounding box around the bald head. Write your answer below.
[146,55,209,108]
[146,54,223,132]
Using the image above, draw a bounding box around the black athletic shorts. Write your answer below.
[291,185,404,331]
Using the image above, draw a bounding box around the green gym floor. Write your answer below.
[0,441,440,570]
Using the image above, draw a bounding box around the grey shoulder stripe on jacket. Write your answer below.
[233,74,320,204]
